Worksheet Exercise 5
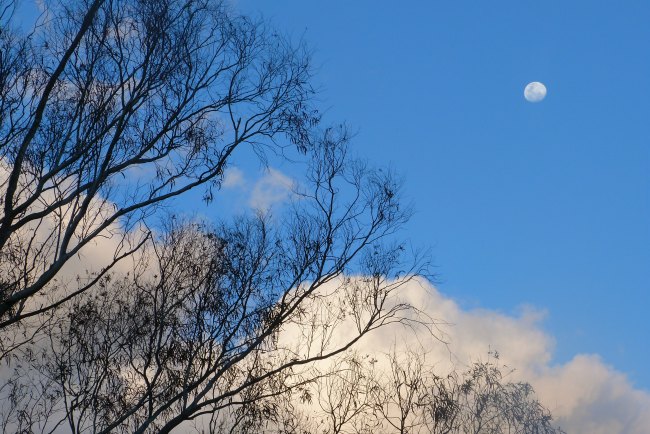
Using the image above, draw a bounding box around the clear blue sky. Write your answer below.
[235,0,650,388]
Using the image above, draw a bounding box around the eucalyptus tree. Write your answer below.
[268,351,567,434]
[1,126,422,433]
[0,0,429,431]
[0,0,317,328]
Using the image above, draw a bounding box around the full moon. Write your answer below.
[524,82,547,102]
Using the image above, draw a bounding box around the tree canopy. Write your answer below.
[0,0,564,432]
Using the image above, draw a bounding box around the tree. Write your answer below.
[264,350,566,434]
[422,357,565,434]
[1,129,423,432]
[0,0,317,328]
[3,120,417,432]
[0,1,566,433]
[0,2,425,429]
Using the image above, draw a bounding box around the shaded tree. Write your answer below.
[267,350,566,434]
[0,1,566,433]
[0,0,431,431]
[0,0,317,329]
[423,357,565,434]
[0,126,425,432]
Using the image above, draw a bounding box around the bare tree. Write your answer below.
[265,350,566,434]
[0,0,434,431]
[371,351,566,434]
[0,126,427,432]
[0,0,318,330]
[372,350,429,434]
[423,357,566,434]
[0,2,565,433]
[312,353,381,434]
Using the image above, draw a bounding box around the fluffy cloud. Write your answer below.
[352,279,650,434]
[217,166,294,211]
[248,168,294,210]
[531,355,650,434]
[221,166,246,189]
[4,153,646,432]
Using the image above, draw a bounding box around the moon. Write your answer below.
[524,82,547,103]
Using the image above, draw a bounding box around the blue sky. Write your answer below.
[231,0,650,390]
[12,0,648,404]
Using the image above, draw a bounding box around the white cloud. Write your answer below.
[221,166,246,189]
[348,279,650,434]
[531,355,650,434]
[248,168,294,210]
[0,161,149,312]
[4,156,646,433]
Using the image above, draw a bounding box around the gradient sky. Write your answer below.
[231,0,650,390]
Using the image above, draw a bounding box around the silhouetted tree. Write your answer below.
[1,117,423,431]
[0,0,317,328]
[265,350,566,434]
[0,1,565,433]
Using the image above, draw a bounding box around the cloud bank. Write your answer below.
[354,279,650,434]
[4,160,647,432]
